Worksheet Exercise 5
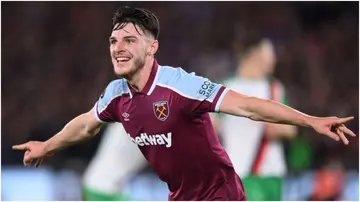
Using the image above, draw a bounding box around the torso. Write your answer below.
[95,61,246,200]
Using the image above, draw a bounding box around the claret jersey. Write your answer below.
[94,59,245,200]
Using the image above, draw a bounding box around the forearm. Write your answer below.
[44,113,102,153]
[245,97,312,127]
[265,123,297,140]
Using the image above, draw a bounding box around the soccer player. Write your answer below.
[211,35,297,200]
[13,6,356,201]
[216,36,296,178]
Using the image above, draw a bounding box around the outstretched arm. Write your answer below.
[43,107,103,153]
[13,107,103,167]
[219,90,356,144]
[13,81,121,167]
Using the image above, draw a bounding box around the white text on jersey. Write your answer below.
[128,132,172,148]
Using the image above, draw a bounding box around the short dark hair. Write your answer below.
[233,30,264,57]
[112,6,160,40]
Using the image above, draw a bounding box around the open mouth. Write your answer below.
[115,57,131,63]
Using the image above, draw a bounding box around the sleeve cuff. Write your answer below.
[214,87,229,112]
[94,102,106,123]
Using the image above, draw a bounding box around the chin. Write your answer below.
[113,64,129,77]
[114,70,130,78]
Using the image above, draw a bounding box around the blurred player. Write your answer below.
[214,35,296,178]
[13,6,356,201]
[82,123,146,200]
[211,34,297,200]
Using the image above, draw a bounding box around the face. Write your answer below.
[257,40,276,75]
[109,23,153,78]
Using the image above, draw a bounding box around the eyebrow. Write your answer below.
[109,35,138,41]
[123,36,138,40]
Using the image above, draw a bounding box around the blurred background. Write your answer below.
[1,1,359,201]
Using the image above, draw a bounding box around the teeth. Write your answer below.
[116,57,130,62]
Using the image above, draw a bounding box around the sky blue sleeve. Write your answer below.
[94,80,125,123]
[158,67,229,113]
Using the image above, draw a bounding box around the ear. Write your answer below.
[148,40,159,56]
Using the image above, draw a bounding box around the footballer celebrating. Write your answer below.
[13,6,356,201]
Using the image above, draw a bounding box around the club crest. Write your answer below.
[153,101,170,121]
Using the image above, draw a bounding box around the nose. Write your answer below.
[112,44,126,57]
[113,42,124,52]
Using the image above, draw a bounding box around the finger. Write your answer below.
[339,125,357,137]
[24,158,32,167]
[25,150,32,164]
[12,144,29,150]
[39,158,44,167]
[26,159,33,167]
[24,155,34,166]
[35,158,43,168]
[336,117,354,124]
[336,128,349,145]
[23,151,31,166]
[24,159,32,166]
[325,131,340,141]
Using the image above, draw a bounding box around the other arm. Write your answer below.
[264,82,297,140]
[219,90,356,144]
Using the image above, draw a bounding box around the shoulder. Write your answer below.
[157,65,208,87]
[103,79,129,98]
[268,77,285,90]
[156,65,219,100]
[267,77,289,104]
[156,65,193,84]
[97,79,129,112]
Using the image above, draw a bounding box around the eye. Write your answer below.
[110,39,117,45]
[126,38,134,44]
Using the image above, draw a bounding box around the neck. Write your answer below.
[237,57,264,80]
[127,57,154,92]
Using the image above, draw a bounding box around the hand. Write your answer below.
[12,141,54,167]
[309,116,356,145]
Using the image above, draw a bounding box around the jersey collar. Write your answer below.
[128,58,159,97]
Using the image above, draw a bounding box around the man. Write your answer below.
[13,6,356,201]
[212,34,297,200]
[216,35,296,177]
[82,123,146,200]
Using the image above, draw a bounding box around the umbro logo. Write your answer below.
[122,112,130,121]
